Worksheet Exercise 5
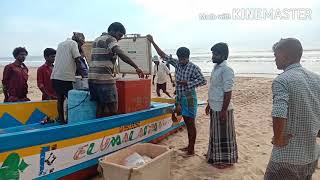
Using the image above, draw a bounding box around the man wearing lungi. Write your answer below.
[205,43,238,169]
[147,35,207,155]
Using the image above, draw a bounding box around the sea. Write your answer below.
[1,49,320,78]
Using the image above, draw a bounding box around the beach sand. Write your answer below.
[0,67,319,179]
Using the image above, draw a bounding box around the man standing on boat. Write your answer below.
[147,35,207,155]
[88,22,144,118]
[2,47,30,102]
[51,32,87,124]
[37,48,57,100]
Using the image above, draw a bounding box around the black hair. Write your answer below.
[108,22,126,34]
[176,47,190,59]
[13,47,28,58]
[211,43,229,60]
[43,48,56,57]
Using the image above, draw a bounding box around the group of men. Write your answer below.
[2,22,144,125]
[147,36,320,179]
[2,21,320,179]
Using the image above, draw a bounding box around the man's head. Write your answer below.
[72,32,85,47]
[44,48,56,64]
[211,42,229,64]
[13,47,28,63]
[176,47,190,66]
[273,38,303,70]
[152,55,159,65]
[108,22,126,41]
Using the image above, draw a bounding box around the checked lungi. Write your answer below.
[206,109,238,164]
[264,160,318,180]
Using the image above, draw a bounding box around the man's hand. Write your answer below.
[135,68,144,78]
[177,80,188,86]
[271,134,293,147]
[205,104,211,115]
[219,110,227,121]
[146,35,153,43]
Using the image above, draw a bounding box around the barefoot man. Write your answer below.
[147,35,207,155]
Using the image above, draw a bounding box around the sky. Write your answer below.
[0,0,319,57]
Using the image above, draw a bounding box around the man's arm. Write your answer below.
[221,91,232,111]
[112,46,144,78]
[146,35,166,58]
[152,65,156,85]
[147,35,178,68]
[219,67,235,121]
[75,57,86,78]
[37,68,49,96]
[152,75,156,85]
[272,117,291,147]
[2,66,11,100]
[187,66,207,88]
[70,42,86,78]
[218,91,232,121]
[271,79,290,147]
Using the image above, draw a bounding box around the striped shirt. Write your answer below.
[88,34,118,84]
[271,63,320,165]
[163,55,206,96]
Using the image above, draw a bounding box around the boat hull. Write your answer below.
[0,101,183,180]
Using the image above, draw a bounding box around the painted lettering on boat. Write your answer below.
[73,120,168,160]
[0,118,173,179]
[119,122,140,132]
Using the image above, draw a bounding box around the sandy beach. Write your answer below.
[0,67,319,180]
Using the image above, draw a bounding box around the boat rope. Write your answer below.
[67,92,90,110]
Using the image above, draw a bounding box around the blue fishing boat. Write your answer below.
[0,90,183,180]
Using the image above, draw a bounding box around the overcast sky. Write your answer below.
[0,0,319,57]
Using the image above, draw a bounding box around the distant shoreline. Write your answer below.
[0,65,277,78]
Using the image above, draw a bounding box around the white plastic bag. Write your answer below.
[142,155,152,163]
[123,152,145,168]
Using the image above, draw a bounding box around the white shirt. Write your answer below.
[208,61,234,111]
[51,39,81,82]
[153,62,170,84]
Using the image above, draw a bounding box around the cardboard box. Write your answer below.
[99,143,172,180]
